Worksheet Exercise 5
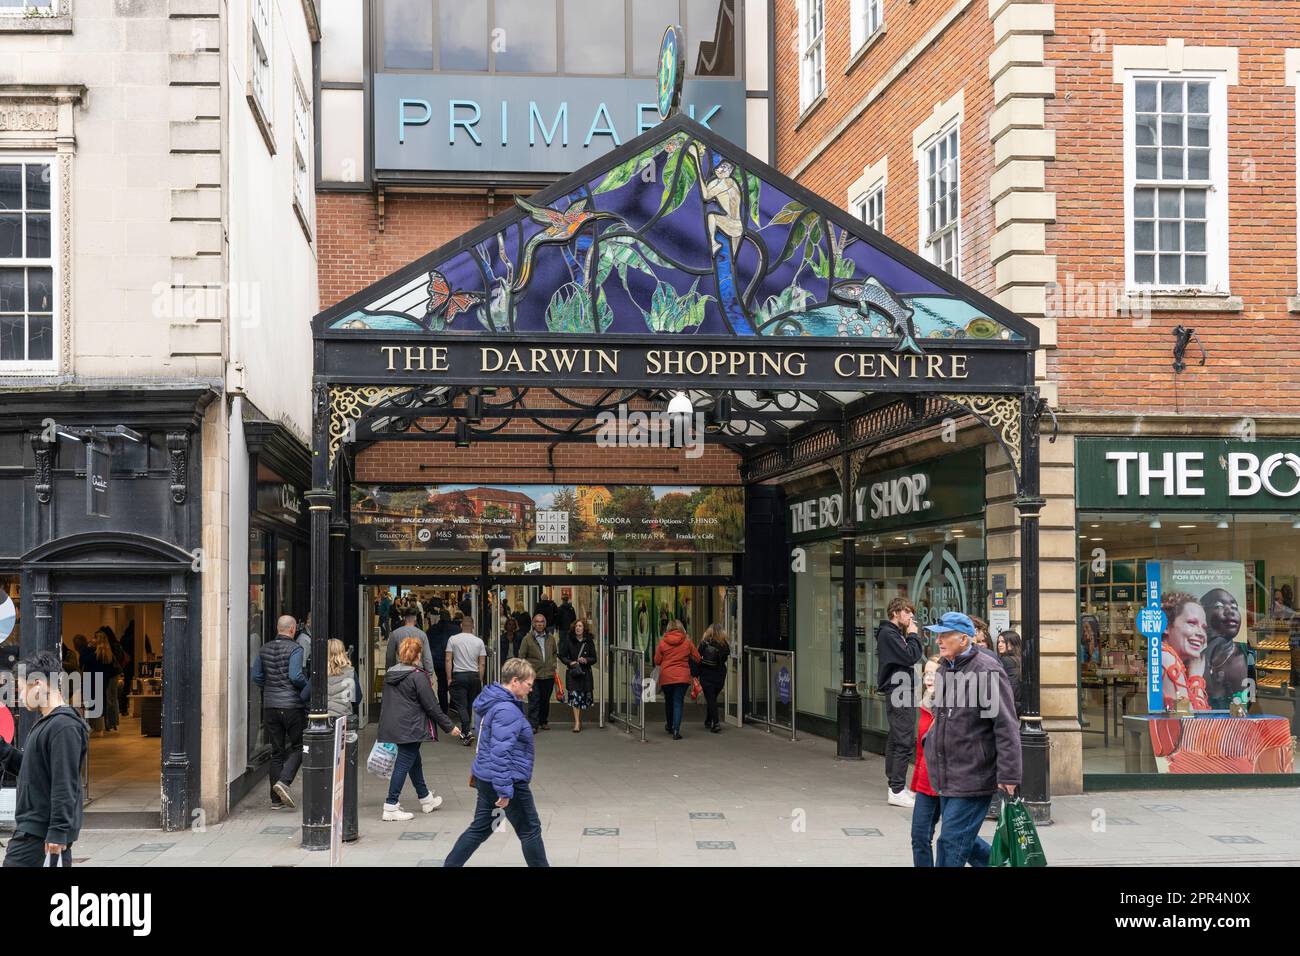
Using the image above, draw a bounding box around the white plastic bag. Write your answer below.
[366,741,398,777]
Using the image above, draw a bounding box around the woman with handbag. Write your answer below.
[559,618,597,733]
[377,637,461,821]
[653,620,700,740]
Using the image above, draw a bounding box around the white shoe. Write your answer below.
[418,793,443,813]
[382,803,414,821]
[887,787,916,808]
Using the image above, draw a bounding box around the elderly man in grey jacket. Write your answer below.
[921,611,1021,867]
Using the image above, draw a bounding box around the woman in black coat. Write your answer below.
[996,629,1024,717]
[377,636,461,821]
[698,624,731,732]
[559,618,597,733]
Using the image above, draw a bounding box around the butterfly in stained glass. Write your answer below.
[425,269,483,324]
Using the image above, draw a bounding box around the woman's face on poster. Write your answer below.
[1201,589,1240,641]
[1167,601,1208,660]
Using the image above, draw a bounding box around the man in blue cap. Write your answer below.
[921,611,1021,867]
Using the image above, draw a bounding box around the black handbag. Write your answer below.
[568,640,588,677]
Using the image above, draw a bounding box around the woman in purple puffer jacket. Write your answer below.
[443,658,548,867]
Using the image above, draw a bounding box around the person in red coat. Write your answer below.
[653,621,700,740]
[910,656,943,867]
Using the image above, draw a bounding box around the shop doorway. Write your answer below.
[58,601,164,813]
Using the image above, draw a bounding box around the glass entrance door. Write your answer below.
[722,585,743,728]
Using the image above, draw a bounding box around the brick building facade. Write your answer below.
[775,0,1300,791]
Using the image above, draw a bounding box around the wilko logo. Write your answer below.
[50,887,152,936]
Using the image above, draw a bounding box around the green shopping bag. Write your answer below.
[989,795,1048,867]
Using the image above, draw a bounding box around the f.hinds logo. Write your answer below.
[49,887,152,937]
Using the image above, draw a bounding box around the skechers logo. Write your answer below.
[49,887,151,937]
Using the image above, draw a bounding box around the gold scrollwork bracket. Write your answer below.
[328,386,417,469]
[940,393,1023,480]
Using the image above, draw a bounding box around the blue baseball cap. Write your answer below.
[924,612,975,637]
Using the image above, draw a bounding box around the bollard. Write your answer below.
[343,719,359,842]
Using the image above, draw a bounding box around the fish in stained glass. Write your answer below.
[832,277,923,354]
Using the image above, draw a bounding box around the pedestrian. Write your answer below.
[296,612,313,673]
[500,617,520,669]
[447,616,487,747]
[910,655,943,867]
[386,609,434,675]
[80,631,121,736]
[378,591,393,638]
[428,609,454,712]
[970,615,999,659]
[653,619,700,740]
[555,594,577,636]
[922,612,1021,867]
[996,630,1024,717]
[535,591,558,629]
[875,596,924,807]
[697,624,730,733]
[519,612,559,731]
[251,614,307,810]
[0,650,90,867]
[444,657,548,868]
[559,618,596,733]
[326,638,359,722]
[378,637,461,821]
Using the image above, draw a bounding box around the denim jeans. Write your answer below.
[662,683,687,733]
[910,792,943,867]
[935,795,993,867]
[386,741,429,805]
[444,780,549,867]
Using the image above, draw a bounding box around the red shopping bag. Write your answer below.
[555,676,566,703]
[690,678,702,701]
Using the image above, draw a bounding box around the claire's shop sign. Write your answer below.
[1077,439,1300,511]
[787,449,985,540]
[374,73,746,176]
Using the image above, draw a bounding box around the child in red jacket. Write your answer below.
[910,656,943,867]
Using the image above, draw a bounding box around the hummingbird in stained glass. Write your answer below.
[831,276,925,354]
[511,196,622,293]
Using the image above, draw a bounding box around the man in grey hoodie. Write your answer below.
[0,649,90,867]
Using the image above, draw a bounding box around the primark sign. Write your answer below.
[1077,438,1300,510]
[374,74,746,176]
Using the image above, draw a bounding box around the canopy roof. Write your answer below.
[314,114,1037,353]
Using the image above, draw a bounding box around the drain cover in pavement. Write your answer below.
[842,827,882,837]
[1140,804,1186,812]
[129,843,175,853]
[689,812,725,820]
[261,826,297,835]
[398,831,437,841]
[696,840,735,850]
[1211,835,1262,845]
[583,827,620,836]
[1106,817,1138,826]
[418,859,445,866]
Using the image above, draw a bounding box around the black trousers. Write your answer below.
[3,833,72,867]
[700,668,726,726]
[529,677,555,728]
[434,666,450,714]
[884,697,916,792]
[265,706,306,795]
[450,672,482,735]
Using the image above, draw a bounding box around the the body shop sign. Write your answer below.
[1078,439,1300,511]
[787,448,984,541]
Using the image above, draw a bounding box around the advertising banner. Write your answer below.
[352,484,743,553]
[329,717,346,867]
[1156,560,1250,713]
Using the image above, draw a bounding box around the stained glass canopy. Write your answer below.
[313,114,1037,355]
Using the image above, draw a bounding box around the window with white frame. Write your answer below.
[850,0,883,54]
[1126,75,1226,291]
[250,0,273,128]
[855,182,884,233]
[0,158,56,369]
[921,124,960,276]
[0,1,56,14]
[292,72,313,237]
[798,0,825,112]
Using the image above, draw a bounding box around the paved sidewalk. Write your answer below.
[47,721,1300,866]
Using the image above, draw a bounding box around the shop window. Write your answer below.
[920,124,960,277]
[248,0,274,139]
[564,0,624,74]
[0,157,56,370]
[1077,514,1298,776]
[797,0,825,113]
[247,529,267,761]
[632,0,679,75]
[494,0,557,73]
[439,0,487,71]
[687,0,736,77]
[1,573,19,677]
[1125,75,1227,292]
[292,68,313,240]
[383,0,435,69]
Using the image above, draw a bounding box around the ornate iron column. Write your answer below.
[301,379,333,849]
[161,573,191,831]
[1016,389,1052,823]
[835,443,865,759]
